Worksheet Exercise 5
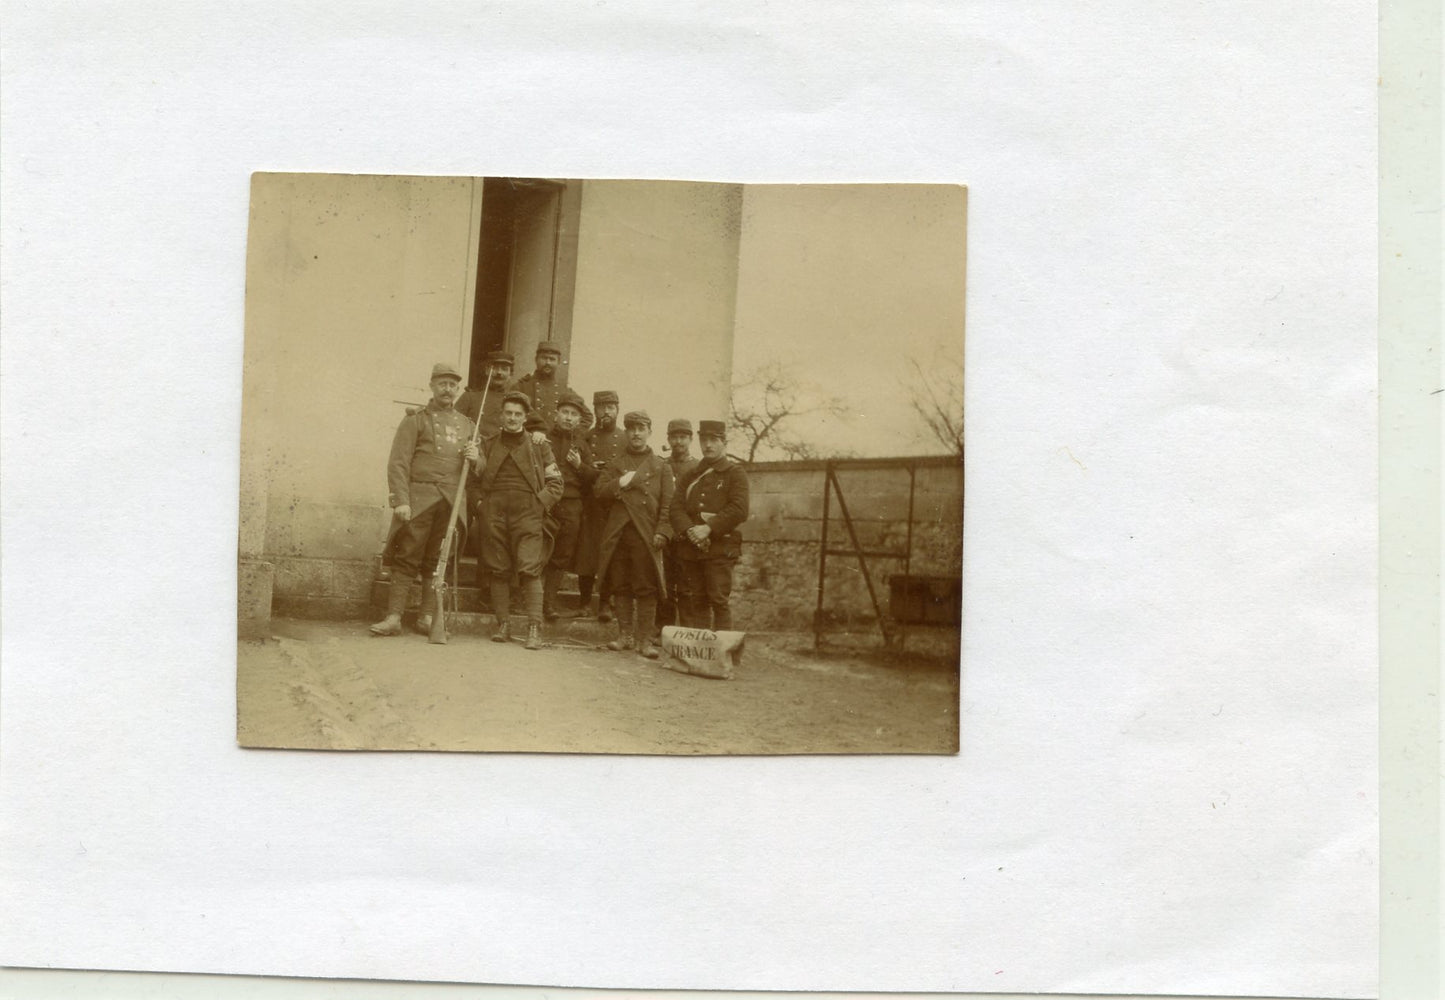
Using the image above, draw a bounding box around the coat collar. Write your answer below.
[483,431,541,487]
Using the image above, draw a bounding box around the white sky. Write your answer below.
[731,184,966,458]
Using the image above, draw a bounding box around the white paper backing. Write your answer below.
[0,1,1378,996]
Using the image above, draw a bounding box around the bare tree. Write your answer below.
[903,349,964,457]
[729,361,850,462]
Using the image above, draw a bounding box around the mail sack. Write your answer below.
[658,626,744,680]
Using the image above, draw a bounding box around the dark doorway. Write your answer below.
[468,178,580,389]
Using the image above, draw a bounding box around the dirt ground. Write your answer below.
[236,618,959,755]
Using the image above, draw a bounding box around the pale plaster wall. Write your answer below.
[732,184,967,458]
[566,180,742,426]
[240,173,481,579]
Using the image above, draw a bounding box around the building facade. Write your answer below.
[239,174,743,626]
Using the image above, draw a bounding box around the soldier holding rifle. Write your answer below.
[370,362,480,637]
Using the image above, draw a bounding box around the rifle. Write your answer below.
[428,370,492,644]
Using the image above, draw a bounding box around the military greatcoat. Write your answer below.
[593,447,674,589]
[387,401,475,517]
[575,423,629,577]
[670,456,750,561]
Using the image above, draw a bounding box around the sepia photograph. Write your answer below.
[237,175,965,754]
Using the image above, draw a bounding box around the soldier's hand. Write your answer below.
[394,504,412,523]
[686,524,711,545]
[652,533,665,551]
[530,430,547,446]
[566,448,581,468]
[463,443,480,463]
[619,470,636,489]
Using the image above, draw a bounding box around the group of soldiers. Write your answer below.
[369,340,751,655]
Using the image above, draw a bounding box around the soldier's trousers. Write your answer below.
[607,524,659,599]
[677,557,737,631]
[548,497,583,571]
[390,495,460,581]
[480,490,547,579]
[656,539,688,630]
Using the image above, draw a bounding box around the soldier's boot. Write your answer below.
[368,579,410,636]
[413,581,437,635]
[712,604,733,632]
[522,576,544,651]
[490,579,511,643]
[597,590,614,624]
[635,597,660,659]
[542,568,561,623]
[605,597,635,651]
[577,575,594,609]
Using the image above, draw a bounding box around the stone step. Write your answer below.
[370,578,586,615]
[399,611,621,646]
[376,610,662,650]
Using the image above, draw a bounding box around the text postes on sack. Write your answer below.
[659,626,744,680]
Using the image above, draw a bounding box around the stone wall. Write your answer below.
[258,455,963,629]
[733,456,963,631]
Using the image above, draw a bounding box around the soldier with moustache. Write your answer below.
[506,340,593,433]
[542,389,596,621]
[576,389,627,621]
[670,420,750,631]
[657,418,699,632]
[593,411,674,658]
[370,362,480,637]
[457,349,514,436]
[473,391,564,650]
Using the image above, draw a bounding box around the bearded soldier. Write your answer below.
[594,411,674,658]
[371,362,480,637]
[506,340,592,433]
[576,389,627,621]
[670,419,750,631]
[474,391,564,650]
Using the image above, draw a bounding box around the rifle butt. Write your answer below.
[427,579,448,644]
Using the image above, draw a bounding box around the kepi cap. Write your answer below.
[430,361,463,381]
[593,389,619,406]
[623,410,651,428]
[698,419,727,438]
[666,418,693,436]
[556,389,587,414]
[485,350,515,366]
[534,340,564,357]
